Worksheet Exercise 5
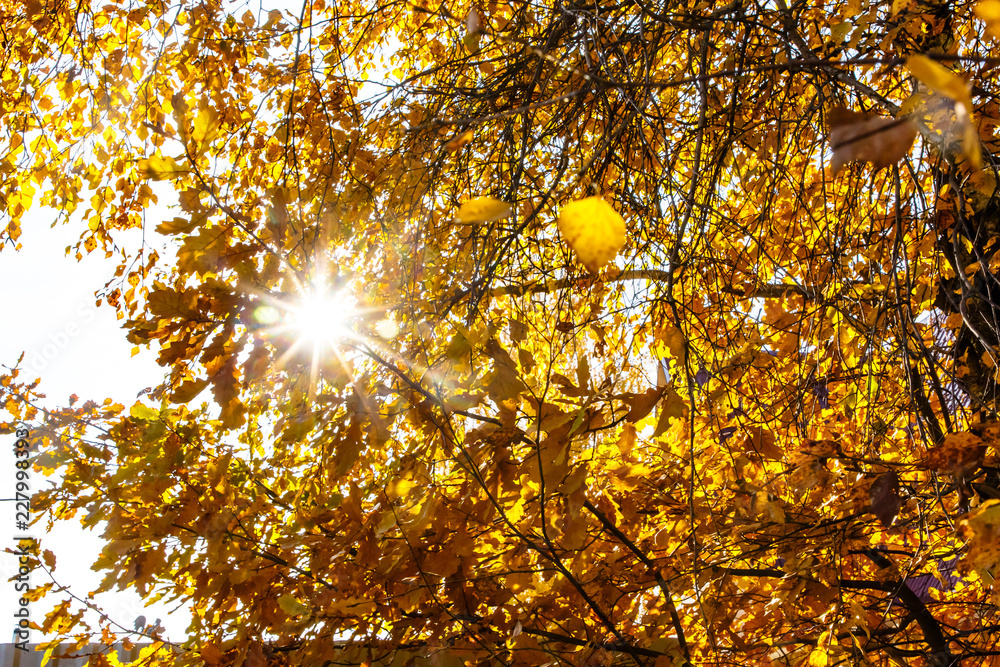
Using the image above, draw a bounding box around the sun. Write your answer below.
[287,287,355,348]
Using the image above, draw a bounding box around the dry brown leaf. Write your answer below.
[923,432,987,474]
[466,7,482,35]
[828,107,918,173]
[870,470,902,528]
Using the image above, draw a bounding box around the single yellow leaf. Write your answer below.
[191,107,221,156]
[975,0,1000,38]
[557,196,627,273]
[808,631,832,667]
[906,55,972,109]
[277,594,310,616]
[906,55,981,168]
[653,387,686,436]
[129,403,159,420]
[463,33,481,54]
[137,154,190,180]
[808,648,829,667]
[456,196,512,223]
[170,378,209,404]
[830,22,851,42]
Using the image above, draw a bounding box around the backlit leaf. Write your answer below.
[906,55,981,168]
[456,196,512,223]
[976,0,1000,37]
[277,595,310,616]
[958,500,1000,575]
[129,404,159,421]
[557,196,627,273]
[137,154,191,180]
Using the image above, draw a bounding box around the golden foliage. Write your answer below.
[4,0,1000,665]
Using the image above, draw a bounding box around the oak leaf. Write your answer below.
[129,403,159,421]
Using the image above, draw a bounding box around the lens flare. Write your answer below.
[288,288,354,346]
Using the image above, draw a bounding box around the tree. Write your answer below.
[6,0,1000,664]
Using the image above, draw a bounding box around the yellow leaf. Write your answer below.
[129,403,159,420]
[975,0,1000,37]
[808,648,829,667]
[958,499,1000,574]
[653,387,686,436]
[170,378,209,404]
[138,154,190,180]
[191,107,221,156]
[277,594,310,616]
[906,55,981,168]
[463,33,481,53]
[456,196,512,223]
[557,196,627,273]
[808,631,832,667]
[892,0,915,15]
[660,326,686,364]
[907,55,972,109]
[445,130,474,151]
[967,168,997,212]
[830,22,851,42]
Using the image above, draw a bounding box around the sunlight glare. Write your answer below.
[288,289,354,346]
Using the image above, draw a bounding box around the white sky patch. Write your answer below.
[0,211,184,643]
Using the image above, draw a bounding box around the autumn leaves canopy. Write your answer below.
[6,0,1000,666]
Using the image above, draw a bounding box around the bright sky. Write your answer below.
[0,208,187,645]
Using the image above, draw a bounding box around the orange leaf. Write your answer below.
[828,107,917,173]
[923,432,987,474]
